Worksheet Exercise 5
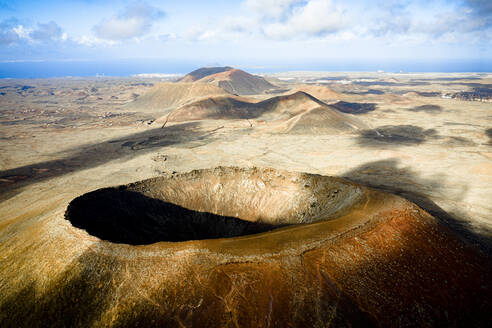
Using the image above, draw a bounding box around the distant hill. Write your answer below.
[258,91,326,119]
[280,106,365,134]
[126,82,230,112]
[154,96,258,123]
[177,66,277,95]
[155,91,321,123]
[178,67,234,82]
[289,84,341,101]
[196,69,277,95]
[257,91,366,134]
[155,91,366,134]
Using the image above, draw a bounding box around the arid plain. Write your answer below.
[1,68,491,327]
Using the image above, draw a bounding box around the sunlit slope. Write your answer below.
[126,82,230,112]
[155,91,367,134]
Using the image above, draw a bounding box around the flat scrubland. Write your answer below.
[1,71,491,327]
[1,72,490,250]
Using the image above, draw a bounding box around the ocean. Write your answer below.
[0,58,491,79]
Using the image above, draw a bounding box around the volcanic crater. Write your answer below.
[54,167,492,327]
[65,167,364,245]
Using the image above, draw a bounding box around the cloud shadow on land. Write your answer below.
[343,89,384,96]
[330,101,377,114]
[486,128,492,144]
[0,122,219,198]
[0,247,120,328]
[416,91,441,97]
[354,81,431,86]
[407,104,442,113]
[356,125,438,147]
[341,159,491,255]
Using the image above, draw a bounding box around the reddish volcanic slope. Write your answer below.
[126,82,230,112]
[1,167,490,327]
[178,66,234,82]
[196,69,276,95]
[290,84,341,101]
[156,91,367,134]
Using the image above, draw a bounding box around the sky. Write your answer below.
[0,0,491,75]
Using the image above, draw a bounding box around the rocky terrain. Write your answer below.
[448,87,492,102]
[0,69,491,327]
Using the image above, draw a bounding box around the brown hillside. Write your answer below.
[283,106,368,134]
[155,96,259,123]
[126,82,230,112]
[258,91,327,119]
[178,66,234,82]
[157,91,322,123]
[197,69,277,95]
[156,91,367,134]
[290,84,341,101]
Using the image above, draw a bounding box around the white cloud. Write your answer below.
[93,1,165,40]
[30,21,63,41]
[13,25,31,39]
[3,0,489,61]
[166,0,492,46]
[244,0,305,19]
[76,35,118,47]
[157,33,177,42]
[0,18,25,45]
[1,19,65,45]
[185,0,346,42]
[184,16,258,42]
[262,0,346,40]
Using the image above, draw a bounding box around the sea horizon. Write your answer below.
[1,58,491,79]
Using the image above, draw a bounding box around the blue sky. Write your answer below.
[0,0,491,70]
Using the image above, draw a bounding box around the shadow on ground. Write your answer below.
[411,77,481,81]
[66,187,282,245]
[486,128,492,144]
[415,91,441,97]
[343,89,384,96]
[407,104,442,113]
[330,101,377,114]
[0,247,120,328]
[356,125,438,147]
[354,81,430,86]
[342,159,491,255]
[0,122,220,197]
[444,136,476,147]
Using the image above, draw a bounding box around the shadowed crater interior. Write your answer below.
[66,187,283,245]
[65,168,364,245]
